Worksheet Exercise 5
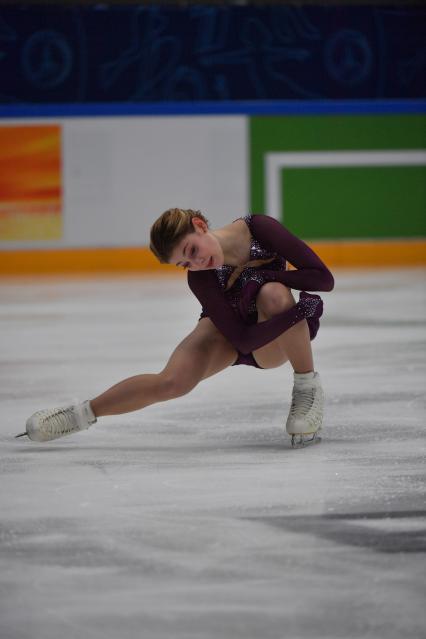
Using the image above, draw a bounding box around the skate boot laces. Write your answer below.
[19,401,96,442]
[286,373,324,447]
[289,386,316,419]
[39,407,81,438]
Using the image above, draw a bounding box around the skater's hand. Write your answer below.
[298,292,323,318]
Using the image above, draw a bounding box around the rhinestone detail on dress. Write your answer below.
[212,215,286,317]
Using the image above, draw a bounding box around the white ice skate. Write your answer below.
[286,372,324,448]
[16,401,97,442]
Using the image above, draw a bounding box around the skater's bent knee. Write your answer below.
[157,373,195,401]
[256,283,294,317]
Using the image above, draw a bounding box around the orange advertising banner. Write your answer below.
[0,125,62,240]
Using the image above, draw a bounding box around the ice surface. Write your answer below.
[1,269,425,639]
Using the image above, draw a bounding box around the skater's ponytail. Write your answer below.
[150,208,209,264]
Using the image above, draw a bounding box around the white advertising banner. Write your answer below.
[1,115,248,249]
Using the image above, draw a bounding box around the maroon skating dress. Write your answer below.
[188,214,334,368]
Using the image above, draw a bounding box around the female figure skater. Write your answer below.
[20,209,334,447]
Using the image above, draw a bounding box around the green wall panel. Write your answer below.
[282,166,426,239]
[250,114,426,239]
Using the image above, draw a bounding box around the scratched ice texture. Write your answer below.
[0,269,425,639]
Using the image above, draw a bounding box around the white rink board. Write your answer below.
[1,115,248,250]
[0,269,425,639]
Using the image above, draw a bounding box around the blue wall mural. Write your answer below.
[0,4,425,105]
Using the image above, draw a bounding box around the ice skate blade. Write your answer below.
[15,432,28,439]
[291,432,321,449]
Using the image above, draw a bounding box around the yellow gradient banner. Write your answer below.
[0,125,62,240]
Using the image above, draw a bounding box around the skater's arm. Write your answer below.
[188,271,321,355]
[251,215,334,292]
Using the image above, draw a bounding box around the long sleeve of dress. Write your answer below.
[187,215,332,354]
[250,215,334,292]
[188,269,322,354]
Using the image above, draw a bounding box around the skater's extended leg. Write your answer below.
[85,318,237,417]
[22,319,237,441]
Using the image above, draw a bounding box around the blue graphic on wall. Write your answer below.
[324,29,373,88]
[0,4,424,104]
[22,30,73,89]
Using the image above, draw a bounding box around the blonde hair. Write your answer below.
[150,209,278,284]
[150,208,209,263]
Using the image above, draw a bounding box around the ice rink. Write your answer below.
[1,269,425,639]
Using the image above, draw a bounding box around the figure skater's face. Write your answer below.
[169,218,224,271]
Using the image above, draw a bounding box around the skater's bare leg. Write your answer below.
[252,283,323,445]
[253,283,314,372]
[90,318,237,417]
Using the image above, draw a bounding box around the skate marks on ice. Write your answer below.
[250,510,426,553]
[0,271,425,639]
